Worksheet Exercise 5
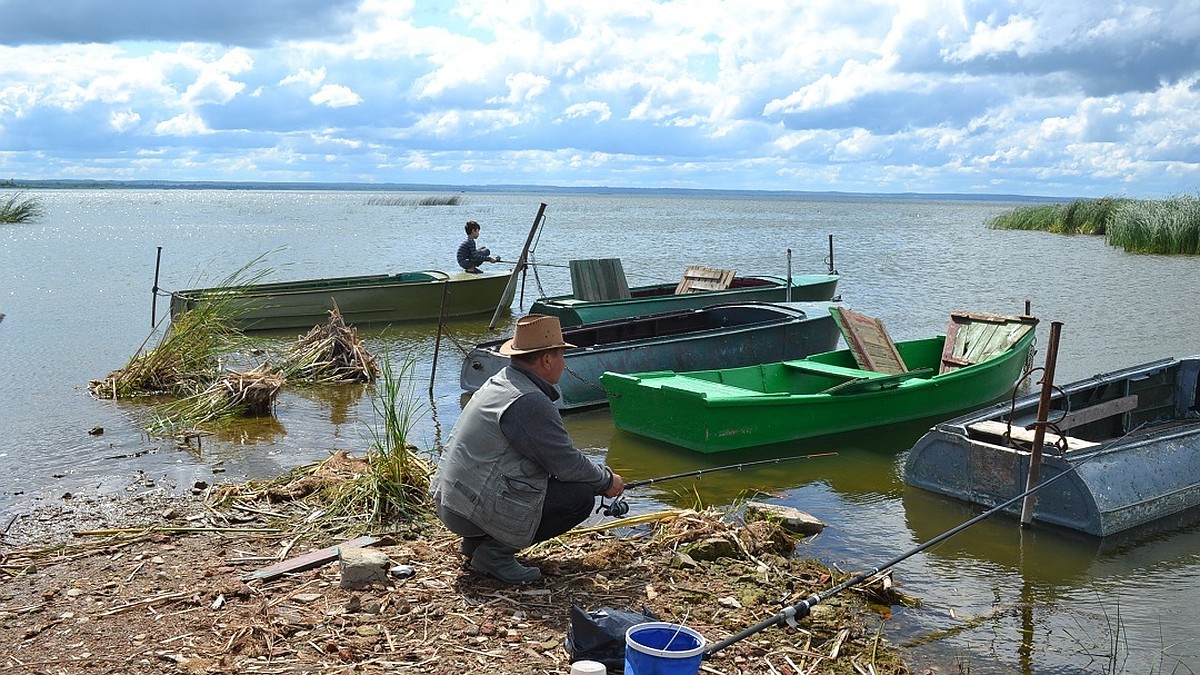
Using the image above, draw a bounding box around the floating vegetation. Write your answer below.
[364,195,462,206]
[0,191,45,223]
[149,363,285,437]
[276,305,379,383]
[988,195,1200,254]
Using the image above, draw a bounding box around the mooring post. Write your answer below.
[786,248,793,302]
[151,246,163,328]
[1020,320,1063,527]
[430,281,451,396]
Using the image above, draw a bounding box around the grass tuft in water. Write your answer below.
[321,355,433,528]
[0,191,45,223]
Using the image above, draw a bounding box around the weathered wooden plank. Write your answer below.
[831,307,907,374]
[569,259,631,301]
[1042,395,1139,431]
[968,420,1099,451]
[245,535,382,582]
[674,265,735,294]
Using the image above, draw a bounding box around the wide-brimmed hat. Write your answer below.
[499,314,576,356]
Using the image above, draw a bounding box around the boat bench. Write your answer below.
[783,361,891,380]
[968,420,1100,452]
[661,378,766,399]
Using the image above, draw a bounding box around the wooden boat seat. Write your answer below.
[783,361,892,380]
[968,420,1100,452]
[820,367,935,395]
[661,378,774,399]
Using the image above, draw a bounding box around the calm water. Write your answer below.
[2,189,1198,672]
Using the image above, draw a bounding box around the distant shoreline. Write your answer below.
[2,178,1059,203]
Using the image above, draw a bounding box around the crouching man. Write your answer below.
[431,314,624,583]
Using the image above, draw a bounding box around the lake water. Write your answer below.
[2,188,1198,673]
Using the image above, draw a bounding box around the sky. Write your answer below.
[1,1,1199,198]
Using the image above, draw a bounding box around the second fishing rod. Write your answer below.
[597,452,838,517]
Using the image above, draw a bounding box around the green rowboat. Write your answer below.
[600,310,1038,453]
[169,270,512,332]
[528,273,839,327]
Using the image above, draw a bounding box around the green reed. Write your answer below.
[989,196,1199,254]
[1107,195,1200,254]
[323,355,433,528]
[0,192,45,223]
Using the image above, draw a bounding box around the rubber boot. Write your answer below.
[459,536,485,559]
[469,539,542,584]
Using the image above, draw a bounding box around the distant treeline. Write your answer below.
[988,195,1200,255]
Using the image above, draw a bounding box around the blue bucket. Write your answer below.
[624,622,706,675]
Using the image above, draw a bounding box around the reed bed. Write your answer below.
[1106,194,1200,254]
[275,305,379,383]
[364,195,461,206]
[0,191,45,223]
[989,195,1200,254]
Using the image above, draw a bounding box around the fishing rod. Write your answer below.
[598,452,838,517]
[702,424,1144,658]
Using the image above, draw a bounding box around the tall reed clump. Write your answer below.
[323,355,433,528]
[89,296,247,399]
[365,195,461,206]
[0,192,45,223]
[1106,194,1200,254]
[987,198,1130,234]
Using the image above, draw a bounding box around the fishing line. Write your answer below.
[597,452,838,517]
[703,421,1148,658]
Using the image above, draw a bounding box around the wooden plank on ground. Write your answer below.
[245,535,382,582]
[674,265,735,294]
[830,307,907,374]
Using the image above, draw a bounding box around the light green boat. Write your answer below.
[601,309,1039,453]
[169,270,512,332]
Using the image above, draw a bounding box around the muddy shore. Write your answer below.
[1,475,917,675]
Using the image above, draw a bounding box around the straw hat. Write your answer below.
[499,314,576,356]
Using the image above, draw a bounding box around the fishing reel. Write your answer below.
[597,496,630,518]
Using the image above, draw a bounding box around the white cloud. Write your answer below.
[110,110,141,131]
[561,101,612,123]
[155,112,210,136]
[310,84,362,108]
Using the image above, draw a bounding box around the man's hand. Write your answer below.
[604,472,624,497]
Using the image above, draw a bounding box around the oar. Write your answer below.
[489,202,547,329]
[599,452,838,517]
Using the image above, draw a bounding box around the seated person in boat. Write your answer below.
[431,314,625,584]
[456,220,499,273]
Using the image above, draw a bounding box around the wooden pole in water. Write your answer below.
[489,202,547,329]
[429,280,451,396]
[1020,320,1063,527]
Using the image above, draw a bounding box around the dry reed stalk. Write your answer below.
[277,306,378,383]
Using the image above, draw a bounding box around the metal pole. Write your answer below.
[1020,320,1063,527]
[785,248,792,302]
[827,234,835,274]
[429,281,451,396]
[151,246,163,328]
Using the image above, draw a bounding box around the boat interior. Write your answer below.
[965,357,1200,453]
[562,304,791,349]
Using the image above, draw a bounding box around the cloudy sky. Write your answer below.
[1,0,1198,197]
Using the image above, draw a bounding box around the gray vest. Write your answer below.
[432,368,548,548]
